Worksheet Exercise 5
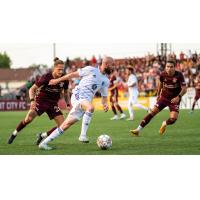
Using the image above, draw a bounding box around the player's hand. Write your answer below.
[171,96,180,104]
[30,101,36,110]
[49,79,59,85]
[66,104,71,112]
[103,104,109,112]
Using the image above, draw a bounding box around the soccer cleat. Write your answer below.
[159,121,167,136]
[7,134,17,144]
[79,136,89,143]
[120,113,126,120]
[126,117,134,121]
[110,115,119,120]
[38,143,53,150]
[35,133,44,145]
[130,129,140,136]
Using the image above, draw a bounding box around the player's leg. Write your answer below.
[79,100,94,142]
[110,96,119,120]
[130,105,161,136]
[8,109,38,144]
[132,93,149,111]
[114,95,126,119]
[36,114,64,145]
[191,96,199,113]
[127,97,134,120]
[159,103,179,136]
[39,116,78,150]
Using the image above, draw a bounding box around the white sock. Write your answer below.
[136,125,143,131]
[13,130,17,136]
[128,103,134,119]
[40,127,64,145]
[134,103,148,111]
[80,111,92,138]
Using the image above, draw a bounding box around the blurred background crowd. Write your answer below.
[1,51,200,101]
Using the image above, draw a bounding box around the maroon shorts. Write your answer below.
[35,101,63,120]
[110,90,118,103]
[155,97,180,113]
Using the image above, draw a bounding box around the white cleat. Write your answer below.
[110,115,119,120]
[79,136,89,143]
[120,113,126,120]
[126,117,134,121]
[38,143,53,150]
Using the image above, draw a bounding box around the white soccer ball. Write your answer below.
[97,134,112,150]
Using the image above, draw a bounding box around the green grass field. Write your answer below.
[0,109,199,155]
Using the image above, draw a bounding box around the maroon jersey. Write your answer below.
[109,75,118,96]
[160,70,186,100]
[35,72,69,104]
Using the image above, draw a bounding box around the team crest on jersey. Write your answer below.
[59,82,64,87]
[172,78,177,83]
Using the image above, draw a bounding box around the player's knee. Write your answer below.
[87,105,94,113]
[24,116,33,124]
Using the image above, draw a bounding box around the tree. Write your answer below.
[0,52,12,68]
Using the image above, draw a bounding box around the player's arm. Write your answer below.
[29,84,38,110]
[101,96,109,112]
[156,80,163,100]
[49,71,80,85]
[63,89,71,110]
[109,82,118,91]
[128,82,136,87]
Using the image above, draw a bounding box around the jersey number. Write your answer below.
[92,84,97,90]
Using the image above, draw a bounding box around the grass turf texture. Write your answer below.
[0,110,199,155]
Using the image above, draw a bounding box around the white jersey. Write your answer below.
[72,66,110,102]
[127,74,138,97]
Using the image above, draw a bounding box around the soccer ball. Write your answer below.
[97,134,112,150]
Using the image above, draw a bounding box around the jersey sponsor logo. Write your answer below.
[172,78,177,83]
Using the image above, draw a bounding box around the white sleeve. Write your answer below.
[77,66,91,77]
[99,79,110,97]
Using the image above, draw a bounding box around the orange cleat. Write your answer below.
[159,121,167,136]
[130,129,140,136]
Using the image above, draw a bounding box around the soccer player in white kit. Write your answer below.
[127,67,149,120]
[38,56,113,150]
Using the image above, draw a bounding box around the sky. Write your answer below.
[1,43,200,68]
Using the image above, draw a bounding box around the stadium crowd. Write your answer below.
[3,51,200,100]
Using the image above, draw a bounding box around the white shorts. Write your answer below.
[67,94,86,121]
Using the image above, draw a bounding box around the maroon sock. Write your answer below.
[192,102,196,111]
[140,113,154,128]
[47,127,57,136]
[111,105,117,115]
[116,104,123,114]
[166,118,177,125]
[16,120,29,132]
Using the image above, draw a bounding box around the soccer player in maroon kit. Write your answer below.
[130,60,187,136]
[109,70,126,120]
[7,58,70,144]
[190,73,200,113]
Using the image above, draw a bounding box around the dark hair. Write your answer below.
[166,60,176,66]
[128,67,134,73]
[54,57,64,66]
